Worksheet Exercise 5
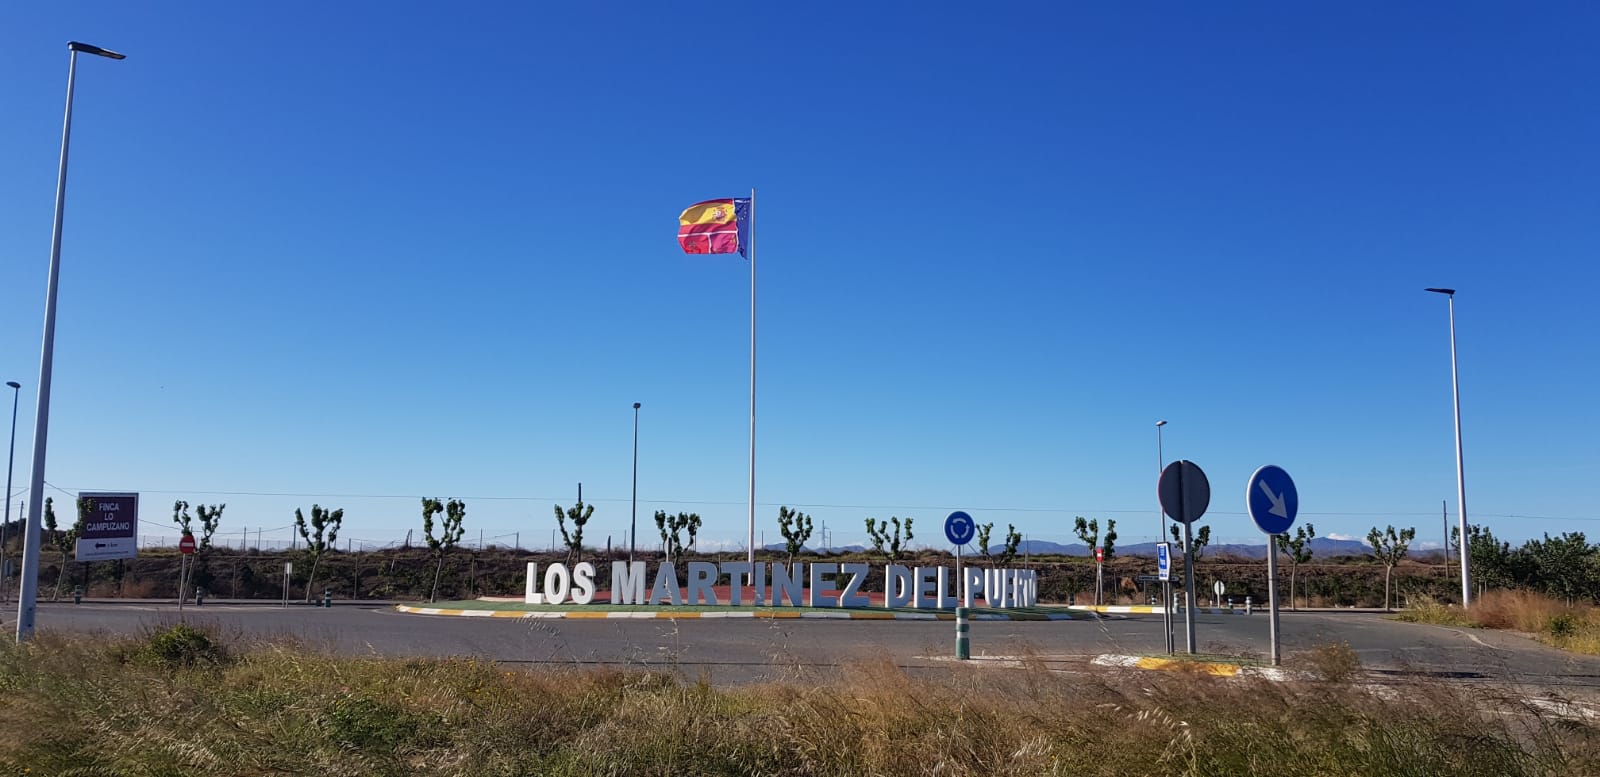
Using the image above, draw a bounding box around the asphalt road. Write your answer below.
[18,600,1600,693]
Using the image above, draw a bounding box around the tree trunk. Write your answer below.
[54,551,68,601]
[430,554,445,603]
[304,553,322,603]
[1289,565,1298,611]
[1384,565,1393,611]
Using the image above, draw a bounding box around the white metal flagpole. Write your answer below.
[748,188,758,597]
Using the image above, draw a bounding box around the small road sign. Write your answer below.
[1158,461,1211,524]
[1246,465,1299,535]
[945,511,975,547]
[178,534,197,555]
[1095,546,1104,563]
[1213,580,1226,598]
[1157,542,1172,581]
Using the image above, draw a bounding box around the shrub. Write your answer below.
[137,623,228,668]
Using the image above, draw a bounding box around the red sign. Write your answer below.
[1095,546,1104,563]
[178,535,197,555]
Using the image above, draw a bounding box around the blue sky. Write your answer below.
[0,3,1595,554]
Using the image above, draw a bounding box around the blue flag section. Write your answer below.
[1247,465,1299,535]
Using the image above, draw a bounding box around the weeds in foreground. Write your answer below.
[0,627,1594,776]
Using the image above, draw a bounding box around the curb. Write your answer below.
[394,605,1098,621]
[1068,605,1246,615]
[1091,654,1301,681]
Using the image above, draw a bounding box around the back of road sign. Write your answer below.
[1158,460,1211,524]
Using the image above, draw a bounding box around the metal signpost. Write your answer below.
[945,511,976,660]
[1094,546,1104,606]
[177,533,196,611]
[1247,465,1299,666]
[74,492,138,562]
[1158,460,1210,654]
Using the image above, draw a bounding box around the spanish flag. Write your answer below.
[678,198,751,257]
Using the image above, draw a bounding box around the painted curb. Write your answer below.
[1068,605,1247,615]
[1091,653,1300,681]
[394,604,1097,621]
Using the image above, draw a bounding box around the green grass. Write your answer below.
[0,625,1594,776]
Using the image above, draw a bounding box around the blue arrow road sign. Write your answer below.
[945,511,976,546]
[1247,465,1299,535]
[1157,542,1172,582]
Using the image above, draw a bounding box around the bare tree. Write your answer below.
[554,500,593,566]
[864,516,914,562]
[777,506,813,565]
[423,498,467,603]
[1276,523,1315,610]
[294,505,343,602]
[1368,525,1415,612]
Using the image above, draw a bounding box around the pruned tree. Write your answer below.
[864,516,913,562]
[976,522,994,559]
[1276,522,1316,611]
[777,506,813,564]
[295,504,343,603]
[194,503,224,550]
[554,500,593,566]
[172,501,225,602]
[1075,517,1117,560]
[999,524,1023,565]
[654,510,700,564]
[1368,525,1415,611]
[1170,523,1212,561]
[422,498,466,603]
[44,498,83,601]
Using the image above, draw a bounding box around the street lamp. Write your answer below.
[630,402,641,564]
[1,381,19,604]
[1155,419,1173,654]
[1425,287,1471,606]
[16,41,125,642]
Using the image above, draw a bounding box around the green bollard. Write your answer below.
[956,606,970,660]
[73,585,83,605]
[323,589,332,608]
[195,588,206,607]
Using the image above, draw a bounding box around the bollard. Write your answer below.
[1227,596,1234,613]
[73,585,83,605]
[196,588,206,607]
[323,589,333,608]
[1246,596,1254,615]
[955,606,970,660]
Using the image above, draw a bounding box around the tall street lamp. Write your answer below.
[1156,419,1173,654]
[1425,287,1471,606]
[630,402,641,564]
[1,381,19,604]
[16,41,125,642]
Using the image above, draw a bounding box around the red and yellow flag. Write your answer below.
[678,198,751,257]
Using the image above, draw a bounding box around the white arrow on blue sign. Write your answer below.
[1246,465,1299,535]
[945,511,976,546]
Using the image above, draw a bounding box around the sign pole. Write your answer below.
[177,554,187,612]
[1181,520,1197,653]
[1267,532,1281,665]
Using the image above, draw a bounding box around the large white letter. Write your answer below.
[524,562,543,604]
[839,563,870,608]
[771,562,805,606]
[936,566,956,609]
[543,563,571,606]
[571,562,596,605]
[649,563,683,606]
[809,563,839,608]
[687,562,720,605]
[721,562,750,606]
[983,569,1005,608]
[612,561,647,605]
[886,565,913,608]
[963,566,984,608]
[914,567,938,609]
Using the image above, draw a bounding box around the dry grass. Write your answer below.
[1398,590,1600,655]
[0,626,1596,776]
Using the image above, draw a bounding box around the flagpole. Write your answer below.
[748,187,758,600]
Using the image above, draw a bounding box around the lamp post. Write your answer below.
[630,402,641,564]
[1425,287,1471,606]
[1,381,19,604]
[1156,419,1173,653]
[16,41,125,642]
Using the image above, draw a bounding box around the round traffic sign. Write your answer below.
[1246,465,1299,535]
[178,534,197,555]
[1158,460,1211,525]
[945,511,976,546]
[1213,580,1226,598]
